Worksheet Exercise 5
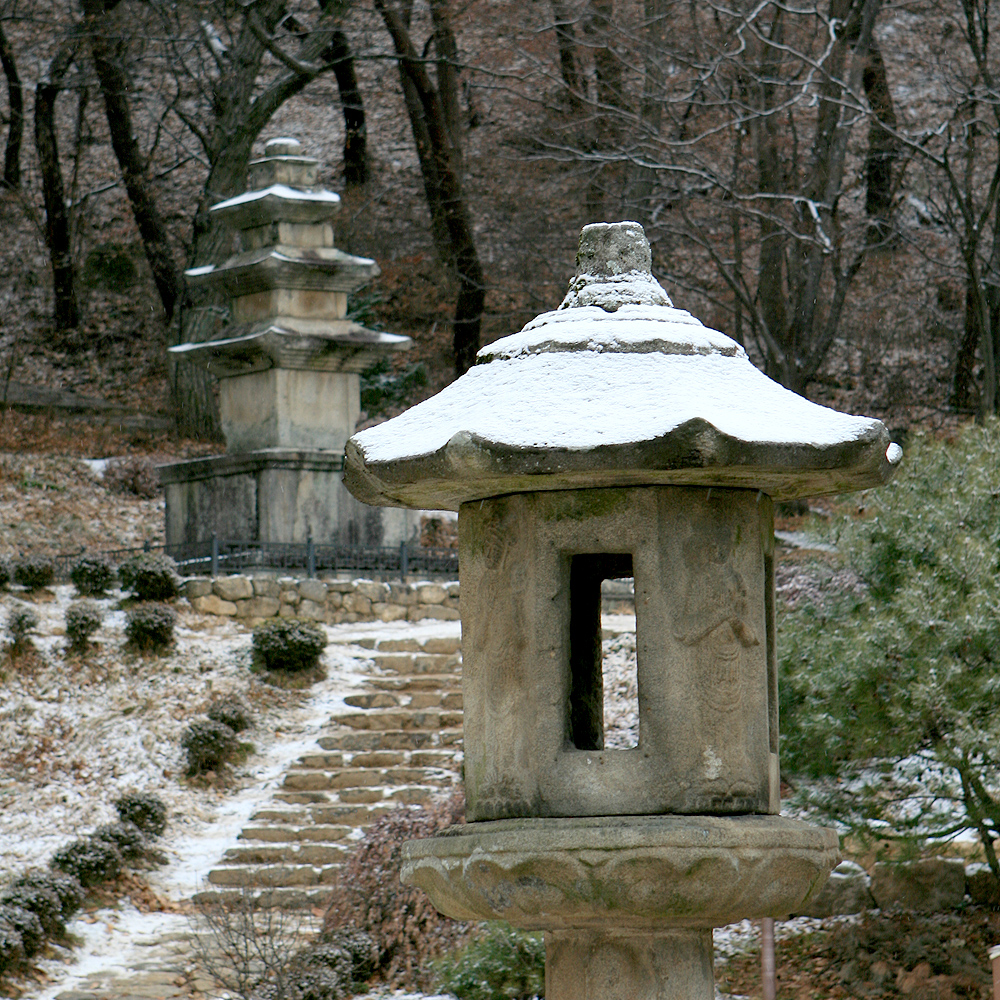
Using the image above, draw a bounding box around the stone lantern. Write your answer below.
[343,222,901,999]
[160,137,416,548]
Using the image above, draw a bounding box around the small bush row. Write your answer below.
[0,793,167,978]
[0,552,180,601]
[5,600,178,657]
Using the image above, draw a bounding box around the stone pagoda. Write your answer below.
[344,222,902,1000]
[160,138,416,548]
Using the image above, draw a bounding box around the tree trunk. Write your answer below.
[0,19,23,189]
[375,0,485,375]
[84,0,182,319]
[35,36,80,331]
[550,0,581,100]
[324,31,367,186]
[624,0,668,222]
[862,41,897,237]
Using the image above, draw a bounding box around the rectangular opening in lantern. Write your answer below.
[568,553,635,751]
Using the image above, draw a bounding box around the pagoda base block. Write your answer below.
[159,449,419,547]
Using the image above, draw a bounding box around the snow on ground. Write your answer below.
[0,586,463,998]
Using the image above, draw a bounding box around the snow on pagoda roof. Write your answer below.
[344,222,901,510]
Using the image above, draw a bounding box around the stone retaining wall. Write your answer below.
[183,575,460,625]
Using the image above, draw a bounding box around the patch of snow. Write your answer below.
[354,350,885,463]
[211,184,342,211]
[479,304,744,361]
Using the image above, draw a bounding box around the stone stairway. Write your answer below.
[195,634,464,909]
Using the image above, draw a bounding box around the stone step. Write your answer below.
[368,674,461,693]
[222,843,351,865]
[238,824,353,844]
[251,803,396,826]
[372,653,461,675]
[341,689,462,710]
[317,727,464,752]
[282,766,454,791]
[193,886,334,910]
[332,708,464,731]
[207,864,340,888]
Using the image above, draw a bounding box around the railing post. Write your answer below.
[143,540,151,553]
[761,918,776,1000]
[400,540,408,581]
[307,535,316,578]
[211,533,219,578]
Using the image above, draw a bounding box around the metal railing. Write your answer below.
[35,537,459,582]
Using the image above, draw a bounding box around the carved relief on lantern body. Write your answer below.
[460,485,776,822]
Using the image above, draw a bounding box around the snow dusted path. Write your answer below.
[1,604,461,1000]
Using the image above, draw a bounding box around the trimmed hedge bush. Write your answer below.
[13,555,55,590]
[5,604,37,649]
[206,696,252,734]
[119,553,180,601]
[70,554,115,596]
[66,601,103,649]
[93,822,145,862]
[0,914,24,974]
[0,905,43,958]
[8,871,83,920]
[252,619,327,672]
[50,838,121,887]
[182,720,237,775]
[114,792,167,837]
[0,884,63,937]
[124,602,176,652]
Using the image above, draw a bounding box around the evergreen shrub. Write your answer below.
[50,838,121,887]
[780,419,1000,872]
[182,720,237,774]
[435,922,545,1000]
[124,602,176,652]
[66,601,103,649]
[114,792,167,836]
[70,554,115,595]
[0,560,9,590]
[206,696,252,734]
[0,883,64,937]
[13,555,54,590]
[0,905,43,957]
[5,605,37,649]
[119,553,180,601]
[93,822,145,862]
[252,619,327,672]
[8,871,83,919]
[0,915,24,974]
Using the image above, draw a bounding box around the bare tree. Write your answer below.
[375,0,485,375]
[0,15,23,189]
[35,30,82,330]
[525,0,892,395]
[83,0,183,320]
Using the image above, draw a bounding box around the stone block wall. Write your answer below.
[183,574,460,625]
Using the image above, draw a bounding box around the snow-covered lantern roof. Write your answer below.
[345,221,900,510]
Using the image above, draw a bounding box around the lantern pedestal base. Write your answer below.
[545,928,714,1000]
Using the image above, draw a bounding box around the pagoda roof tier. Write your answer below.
[185,245,380,298]
[169,321,410,377]
[210,184,341,230]
[345,222,901,510]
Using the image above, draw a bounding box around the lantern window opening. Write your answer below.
[567,552,637,752]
